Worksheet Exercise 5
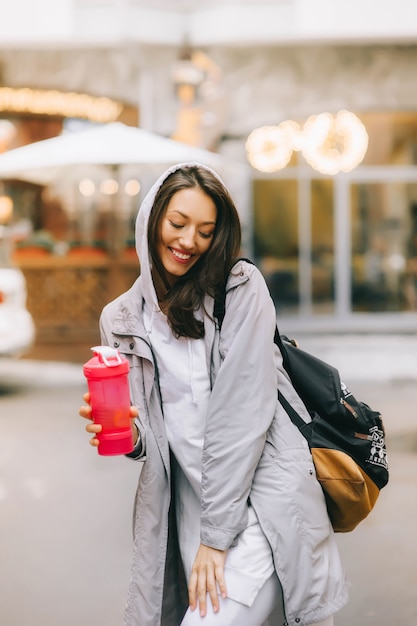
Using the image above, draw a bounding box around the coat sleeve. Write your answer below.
[200,264,278,550]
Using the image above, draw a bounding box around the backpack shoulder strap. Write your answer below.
[213,257,254,330]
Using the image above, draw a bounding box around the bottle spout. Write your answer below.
[91,346,123,367]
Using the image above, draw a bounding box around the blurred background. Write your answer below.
[0,0,417,360]
[0,1,416,625]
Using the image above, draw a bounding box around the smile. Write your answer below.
[170,248,192,261]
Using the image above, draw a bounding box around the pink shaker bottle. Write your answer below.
[83,346,134,456]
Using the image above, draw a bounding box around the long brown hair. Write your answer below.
[147,165,241,338]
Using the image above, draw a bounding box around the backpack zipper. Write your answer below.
[340,397,359,418]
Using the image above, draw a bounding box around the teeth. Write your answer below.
[172,250,191,260]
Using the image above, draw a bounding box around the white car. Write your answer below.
[0,226,35,358]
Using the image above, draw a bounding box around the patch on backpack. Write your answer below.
[367,426,388,470]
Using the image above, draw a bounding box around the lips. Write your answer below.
[169,247,193,263]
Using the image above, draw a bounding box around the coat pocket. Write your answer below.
[255,436,332,547]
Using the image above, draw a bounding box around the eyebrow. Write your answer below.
[168,209,216,225]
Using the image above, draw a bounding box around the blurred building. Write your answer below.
[0,0,416,349]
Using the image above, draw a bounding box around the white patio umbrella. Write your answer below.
[0,121,252,254]
[0,122,227,185]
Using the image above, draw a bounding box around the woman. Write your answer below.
[80,163,348,626]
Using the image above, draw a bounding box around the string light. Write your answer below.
[245,125,293,173]
[0,87,123,124]
[124,179,141,196]
[302,110,368,175]
[246,111,368,175]
[78,179,96,197]
[100,179,119,195]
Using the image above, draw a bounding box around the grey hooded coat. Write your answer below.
[98,164,349,626]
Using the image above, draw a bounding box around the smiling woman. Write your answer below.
[79,162,348,626]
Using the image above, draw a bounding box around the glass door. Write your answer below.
[253,176,335,316]
[350,179,417,312]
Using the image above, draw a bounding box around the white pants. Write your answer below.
[180,573,334,626]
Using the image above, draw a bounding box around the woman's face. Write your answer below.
[157,187,217,285]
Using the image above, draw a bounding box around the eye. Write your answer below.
[199,231,213,239]
[169,221,183,229]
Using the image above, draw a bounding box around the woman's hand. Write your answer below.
[79,392,139,447]
[188,544,228,617]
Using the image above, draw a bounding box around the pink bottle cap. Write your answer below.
[83,346,129,378]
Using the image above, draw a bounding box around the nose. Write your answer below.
[178,227,196,249]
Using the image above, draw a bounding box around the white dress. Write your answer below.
[143,304,274,608]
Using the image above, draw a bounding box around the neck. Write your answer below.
[151,267,171,303]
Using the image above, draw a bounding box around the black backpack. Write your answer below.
[214,259,389,533]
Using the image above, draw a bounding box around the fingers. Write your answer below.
[188,570,197,612]
[188,566,217,617]
[88,435,100,447]
[86,422,102,447]
[79,404,92,420]
[205,569,218,615]
[188,545,227,617]
[189,567,211,617]
[79,392,91,421]
[196,569,208,617]
[80,400,139,449]
[79,393,100,447]
[204,564,227,615]
[214,562,227,601]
